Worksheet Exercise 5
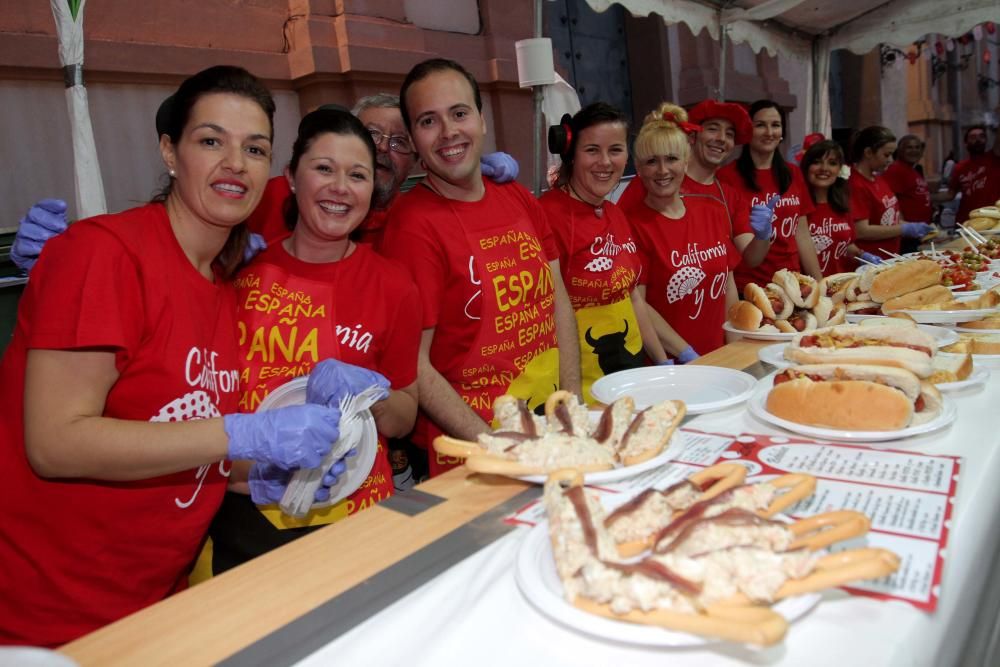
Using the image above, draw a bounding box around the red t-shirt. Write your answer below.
[233,242,419,517]
[807,201,857,276]
[539,188,641,309]
[849,170,901,257]
[247,175,293,244]
[0,204,240,647]
[883,161,932,222]
[629,199,739,353]
[247,176,393,247]
[618,175,750,236]
[950,153,1000,223]
[719,163,815,290]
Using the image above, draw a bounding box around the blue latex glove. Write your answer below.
[677,346,700,364]
[306,358,390,409]
[243,232,267,264]
[657,359,675,366]
[858,252,883,265]
[901,222,934,239]
[223,403,341,469]
[749,195,780,240]
[249,446,357,505]
[11,198,69,272]
[480,152,519,183]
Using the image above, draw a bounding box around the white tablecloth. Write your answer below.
[296,372,1000,667]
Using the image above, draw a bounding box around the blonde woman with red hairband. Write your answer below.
[540,102,670,403]
[628,103,741,355]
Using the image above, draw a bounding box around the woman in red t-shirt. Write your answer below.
[849,126,933,257]
[628,103,740,356]
[0,67,343,647]
[799,137,878,275]
[539,103,669,401]
[209,108,421,572]
[719,100,821,291]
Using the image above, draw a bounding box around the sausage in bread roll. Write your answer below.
[766,365,942,430]
[774,269,820,309]
[744,282,793,320]
[782,324,935,377]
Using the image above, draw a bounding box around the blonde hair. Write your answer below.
[633,102,691,163]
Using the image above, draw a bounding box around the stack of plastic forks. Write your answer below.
[279,385,386,518]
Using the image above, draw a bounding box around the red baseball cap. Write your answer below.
[688,100,752,145]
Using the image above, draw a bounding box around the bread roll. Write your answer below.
[881,285,955,312]
[728,301,777,332]
[929,353,973,384]
[766,364,939,430]
[868,260,943,303]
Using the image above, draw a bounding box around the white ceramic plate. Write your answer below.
[896,306,1000,325]
[722,321,798,342]
[516,432,687,485]
[758,342,793,368]
[934,365,990,392]
[591,365,757,414]
[514,522,820,648]
[257,377,379,508]
[746,374,957,443]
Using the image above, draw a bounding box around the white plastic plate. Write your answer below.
[591,365,757,415]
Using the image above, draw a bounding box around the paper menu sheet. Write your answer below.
[719,432,960,611]
[504,428,960,611]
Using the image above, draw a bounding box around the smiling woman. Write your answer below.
[0,66,345,647]
[539,102,669,402]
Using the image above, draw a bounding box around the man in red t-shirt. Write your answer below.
[935,123,1000,223]
[380,58,581,476]
[616,100,774,269]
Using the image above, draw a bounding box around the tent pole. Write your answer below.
[719,22,728,100]
[533,0,544,195]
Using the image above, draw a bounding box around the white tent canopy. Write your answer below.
[580,0,997,133]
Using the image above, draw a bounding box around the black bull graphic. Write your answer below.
[585,319,644,376]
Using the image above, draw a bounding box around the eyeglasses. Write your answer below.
[367,127,413,155]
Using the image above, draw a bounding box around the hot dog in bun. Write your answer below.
[783,324,935,377]
[776,309,818,333]
[818,273,856,304]
[766,364,942,431]
[744,282,793,320]
[774,269,820,309]
[813,296,846,327]
[846,300,882,316]
[728,301,779,332]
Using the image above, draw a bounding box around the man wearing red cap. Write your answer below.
[618,99,773,267]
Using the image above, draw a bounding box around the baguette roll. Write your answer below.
[867,260,942,303]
